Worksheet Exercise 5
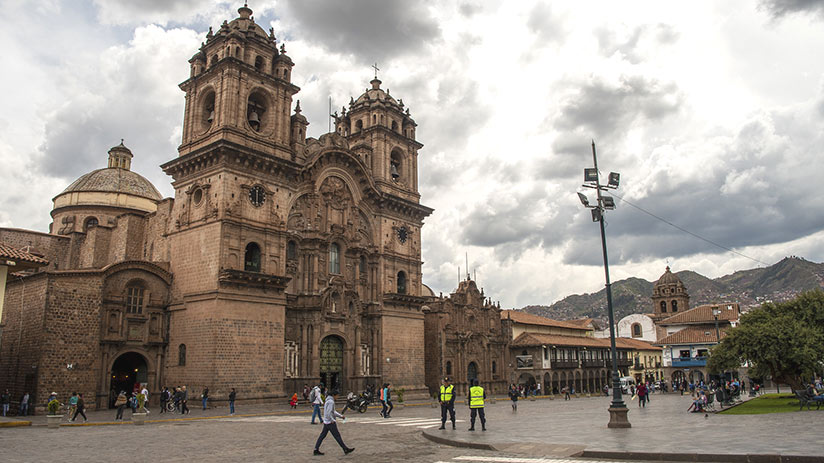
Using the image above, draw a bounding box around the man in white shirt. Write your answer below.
[310,385,323,424]
[140,386,150,414]
[313,390,354,456]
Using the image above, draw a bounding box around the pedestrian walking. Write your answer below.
[229,388,236,415]
[310,384,323,424]
[508,384,519,411]
[1,389,10,416]
[114,391,127,420]
[181,386,190,414]
[201,386,209,410]
[71,393,88,422]
[563,386,570,400]
[467,379,486,431]
[141,385,150,414]
[68,392,79,417]
[19,392,30,417]
[437,377,456,430]
[637,382,648,408]
[312,390,354,456]
[382,383,393,418]
[160,387,169,414]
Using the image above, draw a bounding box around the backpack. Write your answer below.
[309,388,317,403]
[380,388,384,400]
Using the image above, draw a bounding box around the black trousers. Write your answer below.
[72,407,87,421]
[160,400,167,413]
[314,422,347,451]
[115,405,125,420]
[469,407,486,429]
[440,403,455,425]
[382,400,393,417]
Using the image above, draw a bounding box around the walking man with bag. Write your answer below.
[312,390,355,456]
[438,377,456,430]
[310,384,322,424]
[467,379,486,431]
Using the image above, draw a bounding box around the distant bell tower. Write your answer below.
[178,4,299,161]
[332,73,422,204]
[651,266,690,321]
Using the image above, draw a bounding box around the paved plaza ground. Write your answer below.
[1,391,822,462]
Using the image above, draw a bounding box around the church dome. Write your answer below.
[52,141,162,215]
[352,78,403,110]
[655,266,683,286]
[225,4,269,40]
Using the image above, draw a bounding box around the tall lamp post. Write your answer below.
[577,141,630,428]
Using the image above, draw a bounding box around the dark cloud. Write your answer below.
[282,0,440,62]
[554,75,682,143]
[562,111,824,266]
[759,0,824,18]
[458,3,482,17]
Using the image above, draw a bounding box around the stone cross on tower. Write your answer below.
[372,62,380,79]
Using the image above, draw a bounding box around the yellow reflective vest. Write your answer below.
[439,384,454,403]
[469,385,485,408]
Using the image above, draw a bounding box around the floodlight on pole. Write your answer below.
[576,140,629,429]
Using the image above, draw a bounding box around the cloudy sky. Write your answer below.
[2,0,823,308]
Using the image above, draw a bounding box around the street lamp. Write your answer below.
[577,140,630,428]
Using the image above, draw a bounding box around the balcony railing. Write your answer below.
[582,360,604,368]
[552,360,579,369]
[672,357,708,367]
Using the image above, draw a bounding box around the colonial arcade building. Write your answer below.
[0,5,432,411]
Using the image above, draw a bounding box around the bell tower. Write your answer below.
[333,75,422,203]
[178,4,299,161]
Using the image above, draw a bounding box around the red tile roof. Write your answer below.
[0,243,49,269]
[512,332,658,351]
[659,303,739,325]
[501,310,590,331]
[655,326,727,346]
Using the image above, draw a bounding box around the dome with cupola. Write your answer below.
[52,141,162,217]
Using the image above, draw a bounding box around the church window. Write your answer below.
[192,187,203,206]
[397,271,407,294]
[126,286,144,314]
[660,301,667,313]
[245,242,261,272]
[492,361,497,374]
[359,255,367,276]
[201,91,215,131]
[178,344,187,366]
[632,323,642,338]
[391,120,398,132]
[671,300,678,312]
[210,55,217,66]
[254,56,264,71]
[287,240,297,260]
[445,361,452,376]
[84,217,99,231]
[329,243,340,274]
[372,114,376,125]
[355,120,363,132]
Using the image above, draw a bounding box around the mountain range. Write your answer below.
[521,256,824,325]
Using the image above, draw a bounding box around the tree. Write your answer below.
[708,289,824,391]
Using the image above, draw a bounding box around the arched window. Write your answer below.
[178,344,186,366]
[84,217,99,231]
[372,114,376,125]
[445,361,452,376]
[391,120,398,132]
[245,242,261,272]
[355,120,363,132]
[660,301,667,313]
[492,361,497,374]
[287,240,297,260]
[254,55,264,71]
[632,323,642,338]
[126,285,145,314]
[329,243,340,274]
[397,271,407,294]
[359,255,367,276]
[671,300,678,312]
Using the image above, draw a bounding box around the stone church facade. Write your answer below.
[0,5,432,411]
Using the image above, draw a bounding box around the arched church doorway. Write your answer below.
[319,336,344,392]
[467,361,478,384]
[110,352,148,408]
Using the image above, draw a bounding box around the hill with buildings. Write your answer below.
[522,257,824,325]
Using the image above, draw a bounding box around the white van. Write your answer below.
[619,376,636,394]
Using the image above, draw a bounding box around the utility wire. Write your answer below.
[610,192,770,267]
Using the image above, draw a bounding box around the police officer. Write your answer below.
[468,378,486,431]
[437,377,456,430]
